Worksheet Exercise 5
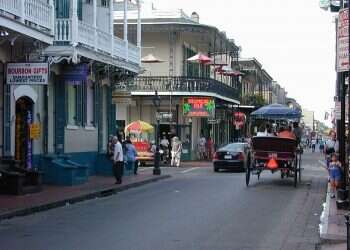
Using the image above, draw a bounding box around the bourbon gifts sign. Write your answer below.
[183,97,215,118]
[7,63,49,85]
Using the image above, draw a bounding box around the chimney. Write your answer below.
[191,12,199,23]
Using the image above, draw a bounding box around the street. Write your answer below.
[0,151,327,250]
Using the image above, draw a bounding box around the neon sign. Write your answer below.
[183,97,215,117]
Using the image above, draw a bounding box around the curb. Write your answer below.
[0,175,171,222]
[320,183,347,244]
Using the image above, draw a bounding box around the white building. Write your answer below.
[0,0,141,185]
[114,2,241,159]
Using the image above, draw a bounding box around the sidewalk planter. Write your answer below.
[40,155,89,186]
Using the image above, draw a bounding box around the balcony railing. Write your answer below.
[132,76,240,101]
[55,18,140,66]
[0,0,53,33]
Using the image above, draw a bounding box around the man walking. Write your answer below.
[171,136,182,167]
[113,136,124,184]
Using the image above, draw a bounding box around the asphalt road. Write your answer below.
[0,150,327,250]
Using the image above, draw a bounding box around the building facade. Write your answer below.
[238,58,273,106]
[114,2,241,158]
[1,0,141,185]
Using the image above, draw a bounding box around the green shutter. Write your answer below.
[76,84,83,125]
[55,77,66,154]
[78,0,83,21]
[55,0,70,18]
[82,81,87,126]
[94,83,99,127]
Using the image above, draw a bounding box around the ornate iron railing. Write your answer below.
[131,76,239,101]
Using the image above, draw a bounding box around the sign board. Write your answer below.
[208,118,220,124]
[156,112,173,121]
[30,123,41,140]
[319,0,330,9]
[335,101,341,120]
[7,63,48,85]
[183,97,215,117]
[337,8,349,72]
[63,64,88,84]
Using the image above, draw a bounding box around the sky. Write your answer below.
[151,0,337,125]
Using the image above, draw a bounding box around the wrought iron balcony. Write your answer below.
[131,76,240,101]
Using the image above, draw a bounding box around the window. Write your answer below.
[86,80,95,127]
[101,0,109,7]
[67,84,77,125]
[86,0,92,3]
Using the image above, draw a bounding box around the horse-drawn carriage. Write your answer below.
[246,104,303,187]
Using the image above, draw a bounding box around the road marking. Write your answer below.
[181,167,200,174]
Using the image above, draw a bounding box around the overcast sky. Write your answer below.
[151,0,336,125]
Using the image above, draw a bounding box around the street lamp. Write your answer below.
[152,91,161,175]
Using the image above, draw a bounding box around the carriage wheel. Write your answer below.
[294,157,298,188]
[246,162,251,187]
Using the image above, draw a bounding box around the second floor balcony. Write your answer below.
[54,18,140,66]
[130,76,240,103]
[0,0,54,43]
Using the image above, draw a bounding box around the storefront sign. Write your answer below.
[63,64,88,84]
[183,97,215,117]
[7,63,48,85]
[337,8,349,72]
[30,123,41,140]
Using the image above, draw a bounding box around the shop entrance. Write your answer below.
[15,97,33,168]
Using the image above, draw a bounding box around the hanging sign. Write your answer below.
[7,63,48,85]
[63,64,88,85]
[337,8,349,72]
[30,123,41,140]
[183,97,215,117]
[233,112,246,129]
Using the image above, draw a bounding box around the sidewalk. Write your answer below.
[0,172,170,221]
[320,183,348,249]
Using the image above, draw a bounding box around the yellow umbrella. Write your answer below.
[125,120,154,134]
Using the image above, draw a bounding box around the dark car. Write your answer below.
[213,143,250,172]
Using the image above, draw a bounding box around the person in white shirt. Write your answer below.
[197,135,206,160]
[113,136,124,184]
[311,138,316,152]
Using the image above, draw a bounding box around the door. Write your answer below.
[15,97,33,168]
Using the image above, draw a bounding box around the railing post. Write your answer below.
[93,0,97,50]
[50,0,55,36]
[110,0,114,56]
[20,0,25,23]
[124,0,128,61]
[71,0,78,46]
[137,0,142,64]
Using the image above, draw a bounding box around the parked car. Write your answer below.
[213,143,250,172]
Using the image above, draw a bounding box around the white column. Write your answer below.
[20,0,25,23]
[93,0,97,50]
[110,0,114,56]
[137,0,142,63]
[71,0,79,46]
[124,0,128,61]
[49,0,55,36]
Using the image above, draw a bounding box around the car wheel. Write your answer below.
[214,167,219,172]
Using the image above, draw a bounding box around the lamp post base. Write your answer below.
[153,168,161,175]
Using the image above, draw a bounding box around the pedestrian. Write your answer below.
[206,136,213,160]
[311,138,316,152]
[112,136,124,184]
[107,135,114,159]
[125,136,138,175]
[171,136,182,167]
[325,131,339,167]
[328,154,342,199]
[160,135,170,163]
[292,122,303,146]
[197,134,206,160]
[319,139,324,153]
